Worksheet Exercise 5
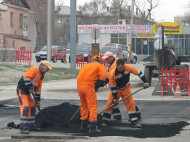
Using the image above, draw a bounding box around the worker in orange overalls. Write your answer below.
[101,51,121,123]
[77,55,107,133]
[102,59,149,128]
[16,61,52,134]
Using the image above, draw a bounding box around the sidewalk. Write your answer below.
[0,77,189,102]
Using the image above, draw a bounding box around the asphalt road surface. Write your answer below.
[0,99,190,142]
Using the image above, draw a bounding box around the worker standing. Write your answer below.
[77,55,107,133]
[102,59,149,128]
[101,51,121,122]
[16,61,52,134]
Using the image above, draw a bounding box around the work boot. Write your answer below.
[101,120,108,127]
[80,119,88,131]
[131,120,142,128]
[136,106,142,122]
[89,121,101,133]
[21,128,29,134]
[29,127,41,132]
[112,107,122,120]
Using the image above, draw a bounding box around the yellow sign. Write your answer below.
[152,22,182,34]
[136,34,154,38]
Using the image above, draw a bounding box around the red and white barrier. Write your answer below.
[15,48,32,65]
[161,67,190,96]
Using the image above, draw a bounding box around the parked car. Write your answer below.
[68,43,91,63]
[35,45,66,63]
[100,46,123,60]
[105,43,138,64]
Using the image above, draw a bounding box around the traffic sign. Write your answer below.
[90,29,101,41]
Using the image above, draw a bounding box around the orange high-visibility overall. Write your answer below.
[17,66,43,129]
[103,64,142,122]
[77,61,107,122]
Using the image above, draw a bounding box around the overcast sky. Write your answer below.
[56,0,190,23]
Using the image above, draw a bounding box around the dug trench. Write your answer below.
[1,99,190,138]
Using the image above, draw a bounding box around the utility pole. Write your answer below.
[70,0,76,74]
[47,0,52,62]
[128,0,135,62]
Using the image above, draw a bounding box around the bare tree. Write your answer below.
[29,0,48,45]
[78,0,108,24]
[184,2,190,25]
[134,0,159,23]
[108,0,129,19]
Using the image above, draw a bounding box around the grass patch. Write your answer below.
[0,64,78,85]
[44,68,78,81]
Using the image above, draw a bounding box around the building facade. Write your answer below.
[0,1,30,49]
[78,22,190,57]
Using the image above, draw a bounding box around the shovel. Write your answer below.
[30,92,52,127]
[98,87,144,115]
[62,107,80,127]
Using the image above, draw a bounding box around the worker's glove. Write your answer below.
[143,83,149,89]
[29,88,35,94]
[113,99,119,106]
[95,84,99,92]
[35,101,40,108]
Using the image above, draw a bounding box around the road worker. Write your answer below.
[16,60,52,134]
[101,59,149,128]
[77,55,107,133]
[101,51,122,121]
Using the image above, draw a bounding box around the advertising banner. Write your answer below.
[152,22,182,34]
[136,34,154,38]
[78,25,152,34]
[78,25,128,34]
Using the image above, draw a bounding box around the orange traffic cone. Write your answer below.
[173,83,182,98]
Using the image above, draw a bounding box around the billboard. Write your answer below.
[152,22,182,34]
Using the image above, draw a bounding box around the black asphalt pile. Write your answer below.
[36,102,81,128]
[35,102,188,138]
[77,121,188,138]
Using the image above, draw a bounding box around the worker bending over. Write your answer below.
[17,61,52,134]
[101,51,121,120]
[102,59,149,128]
[77,55,107,133]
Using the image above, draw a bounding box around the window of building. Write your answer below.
[149,39,155,55]
[143,39,148,55]
[178,38,185,55]
[10,12,14,27]
[23,16,28,30]
[185,38,190,55]
[66,18,70,23]
[58,19,63,23]
[111,34,127,45]
[19,14,23,28]
[136,38,142,54]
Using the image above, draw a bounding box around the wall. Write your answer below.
[0,49,15,62]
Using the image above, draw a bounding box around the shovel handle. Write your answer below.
[98,87,144,115]
[64,107,80,127]
[30,92,47,123]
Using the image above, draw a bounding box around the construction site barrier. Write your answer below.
[51,50,67,63]
[161,66,190,96]
[15,48,32,65]
[76,55,91,68]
